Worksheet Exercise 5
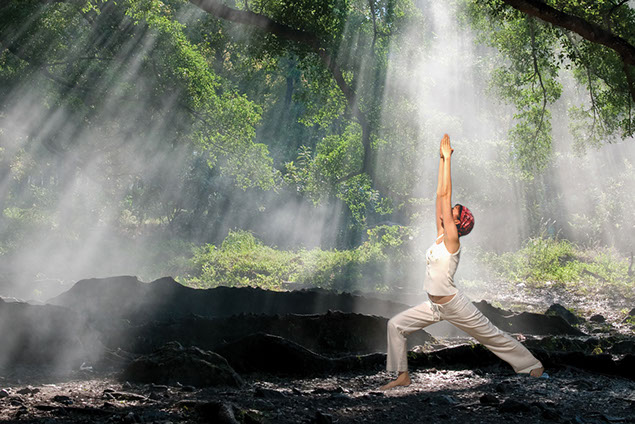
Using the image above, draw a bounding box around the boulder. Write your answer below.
[545,304,584,325]
[474,301,584,336]
[589,314,606,324]
[121,342,243,388]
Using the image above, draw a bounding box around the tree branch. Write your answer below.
[500,0,635,68]
[368,0,378,51]
[529,18,548,145]
[624,63,634,135]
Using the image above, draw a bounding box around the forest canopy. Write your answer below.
[0,0,633,284]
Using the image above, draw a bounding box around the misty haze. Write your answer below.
[0,0,633,423]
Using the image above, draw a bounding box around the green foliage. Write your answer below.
[479,236,633,300]
[185,226,416,291]
[462,4,562,174]
[461,0,635,173]
[283,124,393,228]
[187,230,297,289]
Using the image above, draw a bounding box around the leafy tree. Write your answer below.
[1,0,634,250]
[463,0,634,172]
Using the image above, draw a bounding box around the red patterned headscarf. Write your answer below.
[457,204,474,237]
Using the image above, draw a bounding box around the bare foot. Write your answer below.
[380,371,411,390]
[529,367,544,378]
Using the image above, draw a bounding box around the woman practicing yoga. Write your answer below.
[381,134,545,390]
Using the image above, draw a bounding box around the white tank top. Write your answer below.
[423,234,461,296]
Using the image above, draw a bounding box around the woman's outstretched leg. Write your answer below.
[381,301,439,390]
[440,293,544,376]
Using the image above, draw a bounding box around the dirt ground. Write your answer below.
[1,362,634,424]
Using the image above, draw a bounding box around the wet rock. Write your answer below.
[254,387,287,399]
[480,393,500,405]
[602,414,627,422]
[611,340,635,355]
[149,383,168,392]
[590,314,606,323]
[330,393,352,400]
[571,379,596,391]
[140,409,171,422]
[314,411,334,424]
[537,350,630,378]
[14,405,28,418]
[0,389,9,398]
[34,404,57,411]
[121,342,243,387]
[8,395,24,406]
[545,304,584,325]
[17,387,38,395]
[243,410,266,424]
[123,412,141,423]
[542,408,563,421]
[500,399,531,413]
[108,392,147,401]
[474,301,584,336]
[313,387,342,394]
[617,354,635,379]
[196,401,239,424]
[52,395,73,405]
[440,394,458,405]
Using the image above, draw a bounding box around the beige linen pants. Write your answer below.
[387,291,542,373]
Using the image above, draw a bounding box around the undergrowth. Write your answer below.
[478,237,634,302]
[180,230,633,304]
[183,226,418,292]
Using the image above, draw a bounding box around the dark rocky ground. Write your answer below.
[0,276,633,424]
[1,364,634,423]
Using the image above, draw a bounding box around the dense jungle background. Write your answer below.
[1,0,634,310]
[1,1,635,423]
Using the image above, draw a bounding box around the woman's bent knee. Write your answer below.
[387,317,398,330]
[387,316,403,334]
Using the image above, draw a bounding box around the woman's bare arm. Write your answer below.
[435,155,444,236]
[439,134,460,253]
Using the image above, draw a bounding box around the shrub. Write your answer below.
[479,236,633,300]
[184,225,419,291]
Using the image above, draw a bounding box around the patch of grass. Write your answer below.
[478,236,633,301]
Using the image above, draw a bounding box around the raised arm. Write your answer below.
[435,153,444,236]
[438,134,460,253]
